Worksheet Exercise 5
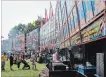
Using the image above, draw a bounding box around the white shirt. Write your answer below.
[53,52,59,62]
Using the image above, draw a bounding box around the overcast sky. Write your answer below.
[1,1,56,40]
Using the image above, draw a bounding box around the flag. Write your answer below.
[38,16,43,28]
[38,16,41,21]
[49,2,53,19]
[45,8,48,23]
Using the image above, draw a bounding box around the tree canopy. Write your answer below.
[8,23,25,38]
[8,19,45,38]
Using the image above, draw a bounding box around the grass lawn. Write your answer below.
[1,60,46,77]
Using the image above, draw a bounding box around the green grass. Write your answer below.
[1,60,46,77]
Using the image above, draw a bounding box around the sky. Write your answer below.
[1,0,56,40]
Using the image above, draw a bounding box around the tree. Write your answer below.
[8,18,45,38]
[8,23,25,38]
[17,23,25,33]
[26,20,40,33]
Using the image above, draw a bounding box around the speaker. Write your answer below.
[54,65,66,70]
[96,53,105,77]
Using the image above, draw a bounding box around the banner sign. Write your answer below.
[71,33,81,46]
[70,12,75,35]
[64,23,69,40]
[14,34,25,51]
[65,40,70,47]
[83,1,93,22]
[81,16,106,43]
[26,29,38,51]
[73,6,79,32]
[93,1,105,16]
[62,43,64,49]
[77,0,86,29]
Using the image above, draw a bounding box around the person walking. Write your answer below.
[1,52,6,71]
[17,54,22,69]
[14,55,17,64]
[31,52,37,70]
[10,53,14,70]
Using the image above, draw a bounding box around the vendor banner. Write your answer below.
[83,1,93,22]
[93,1,105,16]
[65,40,70,48]
[71,33,81,46]
[73,6,79,32]
[77,0,86,29]
[70,12,75,35]
[81,16,106,43]
[14,34,25,52]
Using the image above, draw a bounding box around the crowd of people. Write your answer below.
[1,49,60,72]
[1,52,37,71]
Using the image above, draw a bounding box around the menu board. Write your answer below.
[93,1,105,16]
[83,1,93,22]
[71,33,81,46]
[77,0,86,29]
[81,16,106,43]
[73,6,79,32]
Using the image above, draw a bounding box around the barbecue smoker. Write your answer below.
[39,38,106,77]
[39,47,87,77]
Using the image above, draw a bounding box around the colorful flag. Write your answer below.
[49,2,53,19]
[45,8,48,23]
[38,16,41,21]
[38,16,43,28]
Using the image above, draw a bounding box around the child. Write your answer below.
[31,52,37,70]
